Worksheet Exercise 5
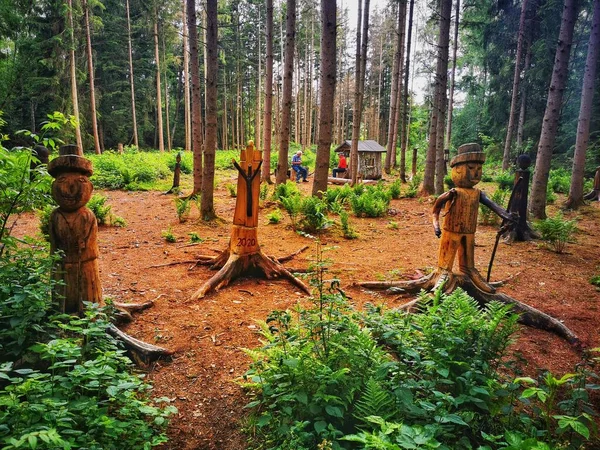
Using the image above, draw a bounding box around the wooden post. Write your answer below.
[118,143,124,154]
[48,145,102,315]
[165,152,182,194]
[502,154,539,241]
[191,141,309,299]
[411,147,418,178]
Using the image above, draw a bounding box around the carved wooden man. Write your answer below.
[48,144,102,314]
[432,143,514,293]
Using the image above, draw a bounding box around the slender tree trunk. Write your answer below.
[126,0,139,149]
[502,0,529,169]
[375,32,383,144]
[182,0,191,151]
[444,0,460,152]
[83,0,101,154]
[565,0,600,209]
[162,35,172,151]
[391,0,407,169]
[422,0,451,195]
[262,0,274,183]
[529,0,579,219]
[256,8,262,151]
[351,0,370,184]
[67,0,83,154]
[385,3,402,174]
[516,44,532,150]
[313,0,336,196]
[154,13,164,152]
[187,0,203,193]
[400,0,415,182]
[201,0,218,220]
[434,0,451,195]
[276,0,296,185]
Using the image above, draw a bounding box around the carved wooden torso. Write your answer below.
[442,187,481,234]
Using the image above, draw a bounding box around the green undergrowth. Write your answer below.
[240,248,599,450]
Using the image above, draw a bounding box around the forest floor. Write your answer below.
[14,174,600,450]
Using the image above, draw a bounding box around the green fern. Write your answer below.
[353,378,395,425]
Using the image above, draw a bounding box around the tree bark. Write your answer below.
[312,0,336,197]
[261,0,274,183]
[391,0,407,170]
[66,0,83,154]
[400,0,416,182]
[187,0,203,194]
[384,3,402,175]
[126,0,139,149]
[529,0,579,219]
[516,43,532,150]
[154,13,164,152]
[350,0,370,185]
[201,0,218,220]
[182,0,191,151]
[502,0,529,170]
[444,0,460,153]
[276,0,296,185]
[83,0,100,155]
[162,35,172,151]
[565,0,600,209]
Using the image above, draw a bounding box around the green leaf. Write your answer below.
[314,421,327,433]
[28,434,38,449]
[438,414,468,425]
[325,405,344,418]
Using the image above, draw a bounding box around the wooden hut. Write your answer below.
[333,140,387,180]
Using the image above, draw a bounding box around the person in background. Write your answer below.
[291,150,308,183]
[332,152,347,178]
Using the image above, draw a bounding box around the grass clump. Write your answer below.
[161,227,177,243]
[534,213,577,253]
[267,208,284,224]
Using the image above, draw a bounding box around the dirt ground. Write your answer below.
[14,175,600,449]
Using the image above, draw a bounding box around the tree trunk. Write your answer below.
[565,0,600,209]
[400,0,415,182]
[182,0,191,151]
[200,0,218,220]
[529,0,579,219]
[276,0,296,185]
[516,43,532,150]
[126,0,139,149]
[187,0,203,194]
[312,0,336,197]
[83,0,101,154]
[502,0,529,170]
[444,0,460,153]
[67,0,83,154]
[262,0,274,183]
[256,8,262,152]
[351,0,370,185]
[428,0,451,196]
[154,14,164,152]
[384,3,402,175]
[162,35,172,151]
[391,0,407,170]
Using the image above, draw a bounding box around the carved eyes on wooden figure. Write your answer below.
[451,162,483,188]
[52,173,93,212]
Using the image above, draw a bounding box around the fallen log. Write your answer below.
[107,324,173,365]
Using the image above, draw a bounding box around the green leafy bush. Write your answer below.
[388,180,402,199]
[349,185,391,218]
[479,188,507,226]
[267,208,283,224]
[87,193,112,225]
[299,196,331,233]
[339,210,358,239]
[548,168,571,194]
[495,170,514,190]
[322,184,353,212]
[272,180,301,202]
[534,213,577,253]
[175,197,192,223]
[405,174,422,198]
[161,227,177,243]
[89,151,171,190]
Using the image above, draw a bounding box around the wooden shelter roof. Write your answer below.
[334,140,387,153]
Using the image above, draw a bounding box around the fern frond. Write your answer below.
[353,378,395,425]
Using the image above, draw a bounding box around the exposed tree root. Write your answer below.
[358,270,580,347]
[107,324,173,366]
[190,248,310,300]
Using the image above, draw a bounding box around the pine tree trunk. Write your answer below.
[261,0,274,183]
[201,0,217,220]
[162,36,172,151]
[391,0,407,169]
[126,0,139,149]
[182,0,191,151]
[83,0,101,154]
[154,14,164,152]
[312,0,336,197]
[565,0,600,209]
[530,0,579,219]
[444,0,460,152]
[351,0,370,184]
[516,44,531,150]
[384,3,402,174]
[276,0,296,185]
[502,0,529,170]
[67,0,83,154]
[400,0,415,182]
[187,0,203,193]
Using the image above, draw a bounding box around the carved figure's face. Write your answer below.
[52,172,93,212]
[451,162,482,188]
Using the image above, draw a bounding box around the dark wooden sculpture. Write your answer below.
[584,166,600,202]
[165,152,181,194]
[191,141,310,300]
[358,143,579,346]
[48,145,102,315]
[502,154,539,242]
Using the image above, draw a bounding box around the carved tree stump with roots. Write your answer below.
[191,141,310,300]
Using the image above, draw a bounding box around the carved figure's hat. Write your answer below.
[450,143,486,168]
[48,144,93,177]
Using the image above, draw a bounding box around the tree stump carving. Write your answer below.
[165,152,181,194]
[48,145,171,363]
[583,166,600,202]
[358,143,579,347]
[191,141,310,300]
[502,154,539,242]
